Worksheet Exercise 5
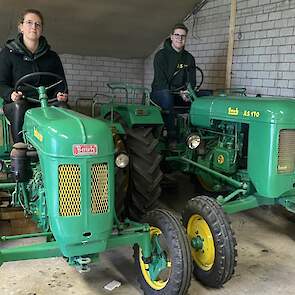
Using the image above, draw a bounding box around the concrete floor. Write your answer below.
[1,173,295,295]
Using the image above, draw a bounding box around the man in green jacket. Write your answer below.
[151,23,196,146]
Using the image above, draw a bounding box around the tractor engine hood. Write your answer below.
[23,106,113,157]
[190,95,295,128]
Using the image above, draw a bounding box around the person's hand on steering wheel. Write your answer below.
[15,72,67,104]
[56,92,68,102]
[10,91,23,102]
[180,90,190,102]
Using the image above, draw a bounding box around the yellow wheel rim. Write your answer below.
[187,214,215,271]
[139,227,171,290]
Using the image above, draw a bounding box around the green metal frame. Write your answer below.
[0,221,152,266]
[95,83,163,130]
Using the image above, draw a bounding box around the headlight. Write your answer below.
[187,134,201,149]
[115,153,129,168]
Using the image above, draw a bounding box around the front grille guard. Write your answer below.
[58,163,109,216]
[277,129,295,174]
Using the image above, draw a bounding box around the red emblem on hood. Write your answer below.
[73,144,98,156]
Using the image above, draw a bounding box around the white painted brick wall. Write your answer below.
[144,0,295,97]
[60,54,144,103]
[234,0,295,96]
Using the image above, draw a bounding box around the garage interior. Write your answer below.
[1,0,295,294]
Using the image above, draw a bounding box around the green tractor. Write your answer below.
[0,72,192,295]
[101,73,295,289]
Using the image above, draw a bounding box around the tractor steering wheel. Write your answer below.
[170,65,204,94]
[194,65,204,91]
[15,72,67,103]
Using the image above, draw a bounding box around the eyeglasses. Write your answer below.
[173,33,187,39]
[22,20,42,29]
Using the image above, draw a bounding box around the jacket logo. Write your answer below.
[177,63,188,69]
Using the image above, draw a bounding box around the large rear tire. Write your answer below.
[126,126,162,220]
[182,195,237,288]
[105,111,162,221]
[134,209,192,295]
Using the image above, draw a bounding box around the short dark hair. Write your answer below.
[172,23,188,34]
[18,9,44,26]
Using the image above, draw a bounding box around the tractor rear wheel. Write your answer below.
[182,195,237,288]
[125,126,162,220]
[134,209,192,295]
[105,112,162,221]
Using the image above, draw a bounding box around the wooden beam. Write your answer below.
[0,207,24,220]
[225,0,237,89]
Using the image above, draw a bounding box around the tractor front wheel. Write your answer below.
[134,209,192,295]
[182,195,237,288]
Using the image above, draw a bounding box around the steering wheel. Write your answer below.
[170,65,204,94]
[15,72,67,103]
[194,66,204,91]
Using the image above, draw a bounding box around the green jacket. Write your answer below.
[151,38,196,92]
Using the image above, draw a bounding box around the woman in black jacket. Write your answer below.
[0,8,68,142]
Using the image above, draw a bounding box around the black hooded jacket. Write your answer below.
[0,34,67,103]
[151,38,196,92]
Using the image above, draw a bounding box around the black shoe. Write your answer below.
[168,140,177,150]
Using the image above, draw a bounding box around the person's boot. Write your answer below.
[168,139,178,150]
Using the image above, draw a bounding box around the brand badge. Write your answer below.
[73,144,98,156]
[34,127,43,142]
[228,107,239,116]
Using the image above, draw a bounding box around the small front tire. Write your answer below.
[182,195,237,288]
[134,209,192,295]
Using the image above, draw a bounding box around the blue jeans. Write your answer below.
[150,89,178,141]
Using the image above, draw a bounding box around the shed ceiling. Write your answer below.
[0,0,199,58]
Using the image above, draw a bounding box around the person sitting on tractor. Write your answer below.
[150,23,196,147]
[0,8,69,143]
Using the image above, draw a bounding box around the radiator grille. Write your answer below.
[59,164,81,216]
[91,163,109,214]
[278,129,295,173]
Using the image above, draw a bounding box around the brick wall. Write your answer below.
[144,0,295,97]
[60,54,144,103]
[233,0,295,96]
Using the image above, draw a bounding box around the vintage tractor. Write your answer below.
[101,73,295,289]
[0,72,192,295]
